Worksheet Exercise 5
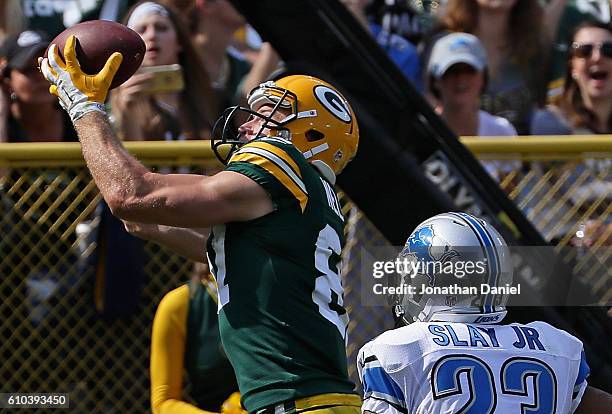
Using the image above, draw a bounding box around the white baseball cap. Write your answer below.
[428,32,487,78]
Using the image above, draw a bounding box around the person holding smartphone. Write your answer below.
[110,1,219,141]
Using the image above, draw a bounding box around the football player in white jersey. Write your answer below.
[358,212,611,414]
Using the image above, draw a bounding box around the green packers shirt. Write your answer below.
[206,137,355,412]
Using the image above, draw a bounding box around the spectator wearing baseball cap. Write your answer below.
[427,32,518,181]
[0,29,49,72]
[0,29,77,143]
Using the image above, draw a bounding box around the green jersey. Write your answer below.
[207,137,355,413]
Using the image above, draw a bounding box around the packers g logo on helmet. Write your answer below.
[313,85,352,123]
[210,75,359,184]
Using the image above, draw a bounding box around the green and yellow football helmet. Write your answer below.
[211,74,359,184]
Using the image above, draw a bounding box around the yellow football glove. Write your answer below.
[38,35,123,122]
[221,392,247,414]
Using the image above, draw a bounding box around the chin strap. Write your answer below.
[310,160,336,185]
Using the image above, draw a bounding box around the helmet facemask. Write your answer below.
[211,85,295,165]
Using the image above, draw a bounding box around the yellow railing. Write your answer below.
[2,135,610,163]
[461,135,612,159]
[0,141,223,167]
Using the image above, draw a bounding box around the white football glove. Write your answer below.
[38,35,123,122]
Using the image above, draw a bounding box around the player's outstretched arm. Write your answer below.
[575,386,612,413]
[74,112,273,227]
[123,222,209,263]
[39,37,274,228]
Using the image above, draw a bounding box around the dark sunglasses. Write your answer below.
[571,41,612,59]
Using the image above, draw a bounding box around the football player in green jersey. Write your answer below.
[39,37,360,414]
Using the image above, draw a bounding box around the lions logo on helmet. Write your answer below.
[211,75,359,184]
[394,212,513,326]
[401,225,460,287]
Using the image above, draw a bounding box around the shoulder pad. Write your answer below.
[229,139,308,212]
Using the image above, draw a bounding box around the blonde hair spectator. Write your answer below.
[110,0,219,141]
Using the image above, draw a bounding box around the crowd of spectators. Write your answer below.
[2,0,610,141]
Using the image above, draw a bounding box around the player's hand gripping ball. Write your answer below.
[39,36,120,122]
[38,20,144,122]
[46,20,145,90]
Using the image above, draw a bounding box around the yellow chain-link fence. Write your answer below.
[463,136,611,310]
[0,137,610,413]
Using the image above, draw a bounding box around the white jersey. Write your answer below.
[358,321,589,414]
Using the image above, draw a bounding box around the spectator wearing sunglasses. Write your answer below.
[544,0,611,104]
[529,20,611,246]
[532,20,612,135]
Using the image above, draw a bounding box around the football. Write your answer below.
[46,20,145,90]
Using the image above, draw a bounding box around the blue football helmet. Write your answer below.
[393,212,513,325]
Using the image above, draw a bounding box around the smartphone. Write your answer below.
[137,64,185,94]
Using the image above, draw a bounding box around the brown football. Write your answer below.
[46,20,145,90]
